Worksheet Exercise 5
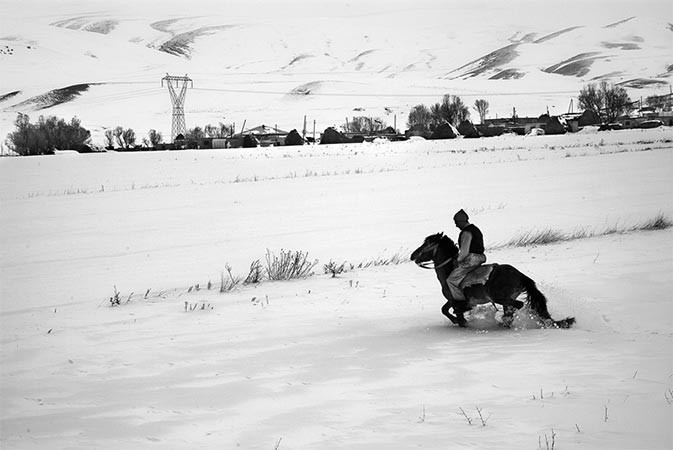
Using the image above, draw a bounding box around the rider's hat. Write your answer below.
[453,209,469,222]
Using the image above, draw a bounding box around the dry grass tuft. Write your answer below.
[500,213,671,248]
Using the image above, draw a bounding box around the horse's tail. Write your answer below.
[520,274,575,329]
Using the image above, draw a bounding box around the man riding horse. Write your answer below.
[410,211,575,328]
[448,209,486,313]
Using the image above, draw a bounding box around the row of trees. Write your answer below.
[407,95,489,134]
[3,116,239,155]
[405,82,633,133]
[341,116,391,134]
[6,113,91,155]
[182,122,235,140]
[103,127,164,149]
[102,122,237,149]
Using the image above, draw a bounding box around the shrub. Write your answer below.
[324,260,348,278]
[639,213,672,230]
[265,249,318,280]
[244,259,264,284]
[220,264,241,292]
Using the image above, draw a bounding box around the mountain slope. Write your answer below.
[1,0,671,144]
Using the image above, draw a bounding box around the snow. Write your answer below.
[1,130,672,449]
[1,1,673,448]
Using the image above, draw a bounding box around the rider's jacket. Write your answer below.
[460,224,484,255]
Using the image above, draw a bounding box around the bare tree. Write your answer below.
[204,122,235,138]
[407,104,432,133]
[579,81,631,123]
[578,83,602,119]
[445,95,470,125]
[122,128,136,148]
[602,82,631,123]
[342,116,387,134]
[432,95,470,126]
[474,99,489,124]
[185,126,205,140]
[146,129,162,147]
[104,129,115,148]
[113,126,124,148]
[430,103,442,128]
[204,124,219,138]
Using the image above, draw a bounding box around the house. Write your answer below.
[483,116,546,135]
[240,125,289,147]
[619,111,673,128]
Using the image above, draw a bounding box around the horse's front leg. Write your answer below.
[454,310,468,327]
[441,301,459,324]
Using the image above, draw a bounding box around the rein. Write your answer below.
[415,242,454,270]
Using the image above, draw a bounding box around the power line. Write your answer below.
[191,86,580,98]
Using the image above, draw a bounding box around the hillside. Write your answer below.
[0,0,671,144]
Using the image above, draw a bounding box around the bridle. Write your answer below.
[415,240,455,270]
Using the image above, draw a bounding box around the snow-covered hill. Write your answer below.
[1,0,671,144]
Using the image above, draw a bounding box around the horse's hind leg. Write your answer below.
[502,305,517,328]
[499,297,525,328]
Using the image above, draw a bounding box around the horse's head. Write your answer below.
[410,233,458,268]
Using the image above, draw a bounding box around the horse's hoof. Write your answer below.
[444,313,459,324]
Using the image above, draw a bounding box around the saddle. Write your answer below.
[459,263,497,289]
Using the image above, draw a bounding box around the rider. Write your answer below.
[447,209,486,312]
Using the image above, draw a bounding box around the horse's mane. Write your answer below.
[440,234,457,251]
[428,233,458,253]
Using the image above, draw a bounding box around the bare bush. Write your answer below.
[265,249,318,280]
[324,260,348,278]
[220,264,241,292]
[244,259,264,284]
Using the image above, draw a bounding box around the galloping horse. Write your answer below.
[411,233,575,328]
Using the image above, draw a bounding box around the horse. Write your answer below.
[410,232,575,329]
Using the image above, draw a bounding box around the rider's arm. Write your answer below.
[457,232,472,263]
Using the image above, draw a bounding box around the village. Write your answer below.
[158,94,673,151]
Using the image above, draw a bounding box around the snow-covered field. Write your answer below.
[1,129,672,449]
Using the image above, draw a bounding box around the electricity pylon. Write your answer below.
[161,74,193,142]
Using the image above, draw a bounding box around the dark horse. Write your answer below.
[411,233,575,329]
